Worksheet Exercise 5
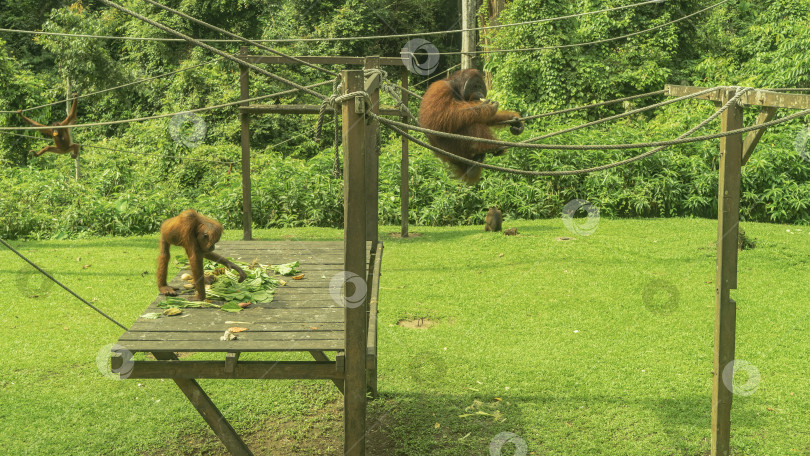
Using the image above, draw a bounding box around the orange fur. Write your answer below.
[156,209,246,301]
[418,69,523,184]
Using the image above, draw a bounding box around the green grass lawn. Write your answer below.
[1,218,809,455]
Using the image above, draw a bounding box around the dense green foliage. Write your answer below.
[1,0,810,239]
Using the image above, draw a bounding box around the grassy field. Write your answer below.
[1,218,809,455]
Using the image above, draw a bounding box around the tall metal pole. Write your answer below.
[711,87,743,456]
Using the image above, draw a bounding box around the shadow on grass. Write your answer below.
[169,387,741,456]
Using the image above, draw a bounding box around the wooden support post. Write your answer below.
[342,69,368,456]
[239,46,253,241]
[66,81,81,180]
[152,352,253,456]
[461,0,479,70]
[711,88,743,456]
[400,66,410,238]
[309,350,345,394]
[364,56,380,243]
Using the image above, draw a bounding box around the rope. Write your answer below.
[506,90,666,124]
[139,0,338,77]
[0,58,225,114]
[316,77,343,141]
[381,87,806,177]
[377,106,810,151]
[374,86,726,150]
[1,80,334,131]
[519,87,718,144]
[0,130,237,165]
[99,0,327,101]
[0,0,669,44]
[0,238,128,331]
[434,0,730,56]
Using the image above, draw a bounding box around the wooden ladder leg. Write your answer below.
[153,352,253,456]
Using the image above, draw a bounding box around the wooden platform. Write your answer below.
[113,240,381,380]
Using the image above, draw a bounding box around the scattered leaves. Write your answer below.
[270,261,301,276]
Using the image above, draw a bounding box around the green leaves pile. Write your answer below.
[206,266,280,306]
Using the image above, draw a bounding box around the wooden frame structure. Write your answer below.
[665,85,810,456]
[237,50,413,240]
[112,69,384,456]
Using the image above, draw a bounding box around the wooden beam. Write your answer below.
[342,69,368,456]
[238,46,253,241]
[741,107,777,165]
[126,359,343,380]
[400,66,410,238]
[309,350,345,394]
[365,56,381,242]
[239,104,402,117]
[152,352,253,456]
[224,352,239,374]
[711,88,743,456]
[242,55,405,66]
[666,84,810,109]
[366,241,383,398]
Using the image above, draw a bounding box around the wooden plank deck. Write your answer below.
[116,240,375,354]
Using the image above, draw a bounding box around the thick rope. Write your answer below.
[0,130,237,165]
[0,238,128,330]
[1,80,334,131]
[99,0,327,101]
[504,90,666,124]
[372,85,720,150]
[376,106,810,151]
[519,87,719,144]
[379,90,810,177]
[0,58,225,114]
[139,0,338,77]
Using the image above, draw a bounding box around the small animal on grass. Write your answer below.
[418,69,524,184]
[157,209,246,301]
[485,207,503,232]
[17,94,81,158]
[503,228,518,236]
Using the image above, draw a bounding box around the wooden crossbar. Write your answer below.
[665,84,810,109]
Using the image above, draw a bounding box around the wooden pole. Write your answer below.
[400,67,410,238]
[238,46,253,240]
[67,80,80,180]
[711,87,743,456]
[461,0,478,70]
[364,57,380,242]
[342,69,367,456]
